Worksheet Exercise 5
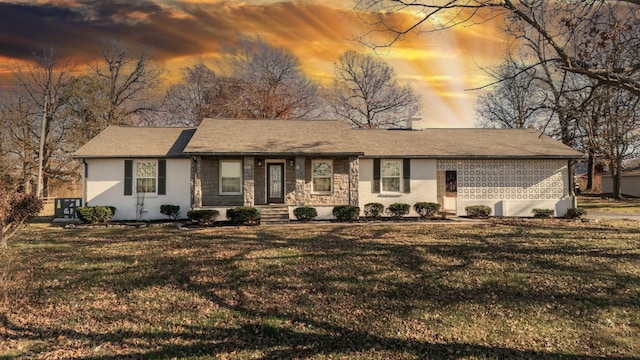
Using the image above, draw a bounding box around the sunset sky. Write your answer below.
[0,0,510,127]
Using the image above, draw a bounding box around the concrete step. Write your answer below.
[259,206,290,224]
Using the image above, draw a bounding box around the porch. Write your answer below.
[190,155,360,211]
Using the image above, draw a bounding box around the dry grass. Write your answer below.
[578,195,640,214]
[1,220,639,359]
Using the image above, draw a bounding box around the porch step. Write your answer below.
[259,206,290,225]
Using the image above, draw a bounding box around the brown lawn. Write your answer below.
[1,219,639,359]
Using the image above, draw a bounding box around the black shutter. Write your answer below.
[403,158,411,193]
[124,160,133,196]
[373,159,380,193]
[158,159,166,195]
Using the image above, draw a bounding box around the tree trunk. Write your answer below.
[613,170,623,200]
[586,150,595,191]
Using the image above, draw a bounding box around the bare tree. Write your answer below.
[220,36,320,119]
[476,57,546,129]
[0,184,42,249]
[159,61,219,126]
[326,50,420,128]
[88,39,163,126]
[355,0,640,96]
[10,49,74,197]
[582,87,640,199]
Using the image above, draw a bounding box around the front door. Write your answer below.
[267,163,285,203]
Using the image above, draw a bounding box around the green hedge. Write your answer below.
[387,203,410,219]
[413,202,440,219]
[76,206,116,224]
[332,205,360,222]
[226,206,259,225]
[187,209,219,224]
[160,204,181,220]
[293,206,317,222]
[364,203,384,219]
[532,208,554,218]
[465,205,492,218]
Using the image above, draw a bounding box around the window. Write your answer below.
[312,160,333,193]
[446,170,457,193]
[136,160,157,193]
[220,160,242,195]
[381,160,402,193]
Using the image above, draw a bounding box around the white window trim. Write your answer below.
[311,159,333,194]
[381,159,402,194]
[220,160,243,195]
[134,159,158,196]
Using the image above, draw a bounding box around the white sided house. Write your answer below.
[73,118,583,221]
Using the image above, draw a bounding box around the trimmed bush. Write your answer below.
[332,205,360,222]
[413,202,441,219]
[76,206,116,224]
[565,207,587,219]
[465,205,492,218]
[160,204,181,220]
[387,203,410,219]
[532,208,554,218]
[226,206,259,225]
[187,209,219,224]
[294,206,317,222]
[364,203,384,219]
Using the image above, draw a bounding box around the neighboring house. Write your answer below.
[73,118,583,220]
[602,166,640,197]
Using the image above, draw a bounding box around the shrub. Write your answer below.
[364,203,384,219]
[226,206,259,225]
[565,207,587,219]
[465,205,492,218]
[413,202,441,219]
[532,208,554,218]
[387,203,410,219]
[0,189,43,247]
[160,204,181,220]
[76,206,116,224]
[187,209,219,224]
[332,205,360,222]
[293,206,317,222]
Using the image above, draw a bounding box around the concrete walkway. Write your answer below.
[585,212,640,221]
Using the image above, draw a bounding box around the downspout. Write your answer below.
[568,159,577,208]
[82,159,88,207]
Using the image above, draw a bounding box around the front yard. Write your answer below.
[1,220,639,359]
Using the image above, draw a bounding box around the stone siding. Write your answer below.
[299,158,351,205]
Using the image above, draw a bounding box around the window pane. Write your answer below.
[136,178,156,193]
[221,178,241,193]
[136,161,156,177]
[221,161,242,178]
[313,178,331,192]
[313,162,332,177]
[382,161,400,177]
[382,178,400,192]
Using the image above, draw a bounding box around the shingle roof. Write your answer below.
[184,118,363,156]
[353,128,583,159]
[73,121,583,160]
[73,126,196,158]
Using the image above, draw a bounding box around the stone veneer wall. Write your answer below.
[201,158,244,207]
[298,158,352,205]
